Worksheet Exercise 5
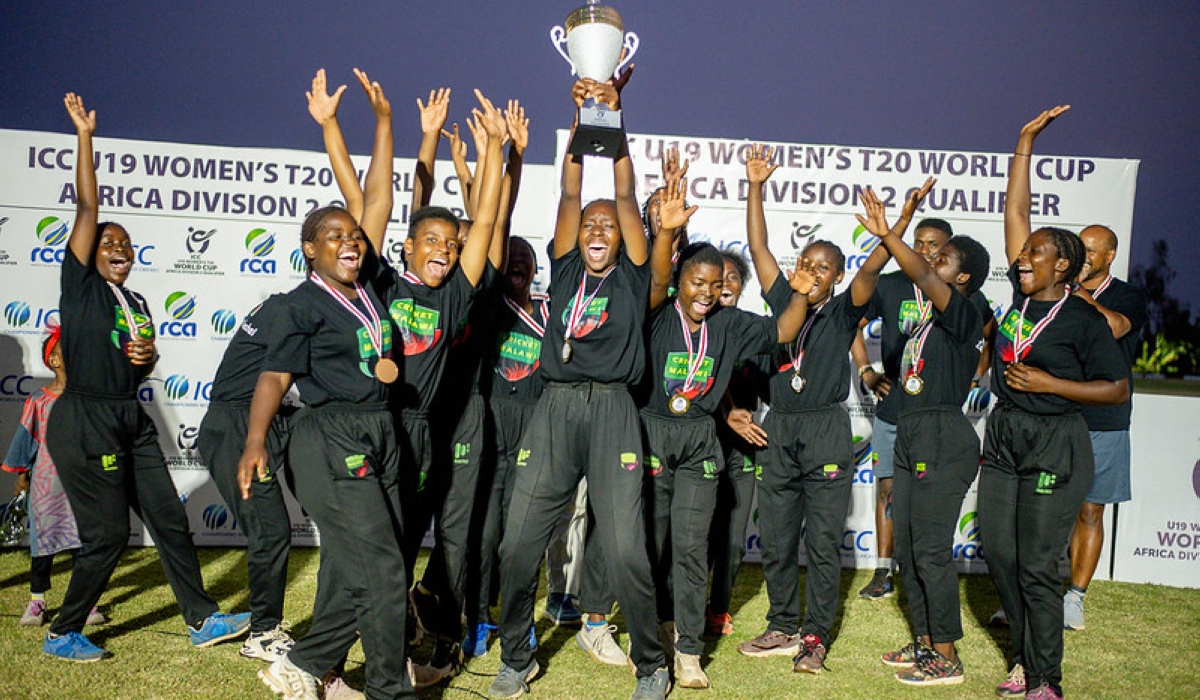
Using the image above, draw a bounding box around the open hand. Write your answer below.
[306,69,347,126]
[1019,105,1070,141]
[474,89,507,141]
[786,257,817,295]
[64,92,96,136]
[416,87,449,134]
[657,175,698,233]
[900,177,937,222]
[505,99,529,154]
[746,144,779,185]
[727,408,768,447]
[354,69,391,119]
[855,188,889,238]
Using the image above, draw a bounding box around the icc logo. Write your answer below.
[177,424,199,452]
[186,227,217,254]
[30,216,68,264]
[3,301,58,330]
[240,228,277,274]
[162,374,212,403]
[202,504,231,530]
[791,222,821,251]
[211,309,237,335]
[289,248,307,275]
[160,291,198,337]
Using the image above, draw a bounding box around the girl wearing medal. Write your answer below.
[241,72,414,698]
[736,145,881,675]
[853,189,991,685]
[43,94,250,663]
[642,177,814,689]
[490,71,674,700]
[981,106,1128,700]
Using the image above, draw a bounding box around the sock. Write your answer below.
[30,593,45,601]
[1067,585,1086,598]
[877,558,893,572]
[585,618,606,630]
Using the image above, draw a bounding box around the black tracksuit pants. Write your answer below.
[892,407,979,644]
[46,392,217,634]
[198,403,292,633]
[286,405,414,700]
[708,430,757,617]
[498,382,665,678]
[979,403,1093,697]
[756,404,853,643]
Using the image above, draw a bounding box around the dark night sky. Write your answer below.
[3,1,1196,313]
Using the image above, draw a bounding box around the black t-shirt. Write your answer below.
[865,271,992,423]
[376,260,477,413]
[540,247,651,386]
[1080,277,1149,430]
[209,294,287,405]
[894,289,984,414]
[58,248,155,399]
[262,279,393,407]
[642,293,778,419]
[992,265,1126,416]
[488,293,551,404]
[438,264,501,406]
[763,278,868,411]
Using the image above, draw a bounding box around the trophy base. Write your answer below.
[568,105,625,157]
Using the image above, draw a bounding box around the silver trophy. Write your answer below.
[550,1,639,157]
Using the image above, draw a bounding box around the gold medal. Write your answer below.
[904,374,924,395]
[669,394,691,415]
[561,340,572,364]
[374,357,399,384]
[790,373,806,393]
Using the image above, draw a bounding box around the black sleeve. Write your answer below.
[761,274,793,316]
[1107,284,1150,341]
[1077,309,1128,382]
[833,289,870,330]
[730,308,779,361]
[262,293,317,376]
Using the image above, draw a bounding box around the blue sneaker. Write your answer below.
[543,593,583,626]
[464,622,497,658]
[43,631,109,662]
[190,611,252,647]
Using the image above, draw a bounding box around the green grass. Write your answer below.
[1,547,1198,699]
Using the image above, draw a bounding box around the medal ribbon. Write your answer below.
[504,295,550,338]
[564,268,614,342]
[786,298,829,372]
[908,284,933,336]
[674,300,709,394]
[310,274,388,359]
[1013,287,1070,362]
[106,281,146,339]
[904,320,935,379]
[401,271,424,286]
[1090,274,1113,299]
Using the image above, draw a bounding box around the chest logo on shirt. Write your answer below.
[390,299,442,356]
[662,352,714,400]
[561,297,609,338]
[897,300,927,336]
[111,306,155,349]
[496,331,541,382]
[356,322,393,378]
[995,309,1034,363]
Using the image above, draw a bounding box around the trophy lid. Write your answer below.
[565,1,623,32]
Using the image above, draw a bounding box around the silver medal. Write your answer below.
[904,374,924,396]
[790,373,806,393]
[561,340,572,364]
[670,395,690,415]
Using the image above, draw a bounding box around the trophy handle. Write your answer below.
[616,32,639,77]
[549,25,577,76]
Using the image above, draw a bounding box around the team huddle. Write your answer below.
[5,66,1148,700]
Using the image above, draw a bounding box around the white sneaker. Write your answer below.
[674,652,711,690]
[322,673,365,700]
[258,655,320,700]
[576,623,630,667]
[241,625,295,662]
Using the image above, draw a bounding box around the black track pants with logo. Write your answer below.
[979,403,1093,696]
[198,403,292,633]
[498,382,665,678]
[46,392,218,634]
[893,407,979,644]
[286,405,414,700]
[756,404,853,642]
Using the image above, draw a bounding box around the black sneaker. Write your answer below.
[858,568,895,600]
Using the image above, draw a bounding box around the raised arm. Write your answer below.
[1004,105,1069,264]
[238,371,291,500]
[63,93,99,264]
[774,258,817,342]
[355,68,395,253]
[412,87,450,211]
[745,144,782,291]
[649,176,699,309]
[458,89,506,286]
[849,188,892,307]
[441,124,474,215]
[306,70,360,219]
[490,100,529,271]
[592,69,647,265]
[868,194,956,312]
[551,80,591,259]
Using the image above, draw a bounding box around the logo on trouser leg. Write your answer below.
[823,463,840,479]
[703,460,718,480]
[101,454,118,471]
[915,462,927,479]
[454,442,471,465]
[647,456,663,477]
[1035,471,1057,494]
[345,454,369,478]
[755,464,763,481]
[620,452,640,471]
[517,449,531,468]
